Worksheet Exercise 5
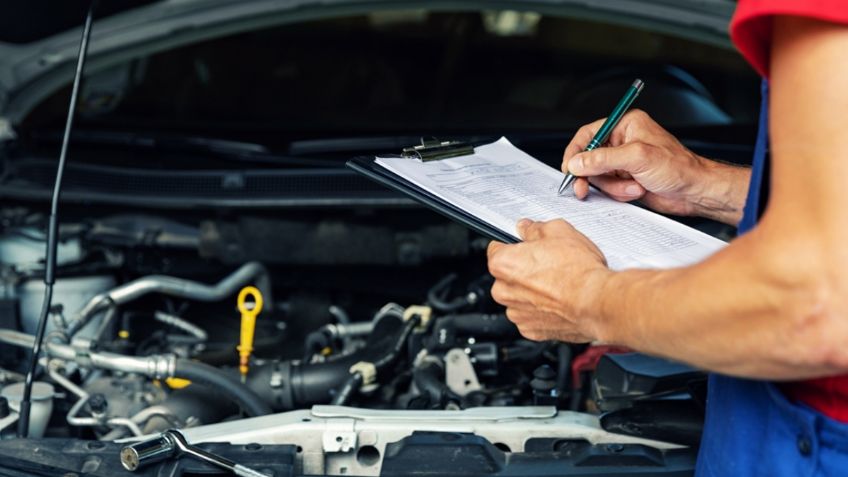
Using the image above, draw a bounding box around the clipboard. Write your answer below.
[346,139,519,244]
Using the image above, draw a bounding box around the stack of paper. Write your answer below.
[374,138,725,270]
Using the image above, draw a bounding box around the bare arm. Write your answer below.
[488,16,848,380]
[592,16,848,379]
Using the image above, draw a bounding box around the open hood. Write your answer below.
[0,0,736,131]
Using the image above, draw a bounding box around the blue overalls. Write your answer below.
[694,81,848,476]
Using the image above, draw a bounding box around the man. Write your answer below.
[486,3,848,475]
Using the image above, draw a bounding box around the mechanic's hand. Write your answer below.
[487,219,611,343]
[563,110,710,217]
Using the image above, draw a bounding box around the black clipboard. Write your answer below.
[346,146,520,244]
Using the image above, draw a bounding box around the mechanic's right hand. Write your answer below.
[562,110,710,217]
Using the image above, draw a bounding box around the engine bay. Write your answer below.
[0,205,707,476]
[0,2,764,475]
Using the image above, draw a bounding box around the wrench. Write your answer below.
[120,429,271,477]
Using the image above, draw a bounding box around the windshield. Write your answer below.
[21,9,760,150]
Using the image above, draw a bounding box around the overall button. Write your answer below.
[797,435,812,456]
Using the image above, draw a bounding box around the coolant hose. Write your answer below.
[330,372,364,406]
[373,317,419,372]
[413,360,451,406]
[330,316,420,405]
[173,360,271,417]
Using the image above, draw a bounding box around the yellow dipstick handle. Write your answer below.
[237,286,264,381]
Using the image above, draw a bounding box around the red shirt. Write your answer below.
[730,0,848,422]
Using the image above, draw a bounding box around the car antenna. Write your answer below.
[18,0,98,438]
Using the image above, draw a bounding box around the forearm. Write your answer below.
[686,157,751,226]
[588,220,848,379]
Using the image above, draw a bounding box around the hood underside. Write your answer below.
[0,0,736,128]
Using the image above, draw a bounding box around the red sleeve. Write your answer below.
[731,0,848,77]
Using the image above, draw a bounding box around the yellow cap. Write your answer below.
[165,377,192,389]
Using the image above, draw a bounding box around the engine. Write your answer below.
[0,208,587,442]
[0,207,709,477]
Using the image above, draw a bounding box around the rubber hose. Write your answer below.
[427,274,469,312]
[330,317,418,406]
[373,317,419,372]
[413,361,448,406]
[447,313,518,337]
[173,360,271,417]
[331,372,363,406]
[557,344,572,394]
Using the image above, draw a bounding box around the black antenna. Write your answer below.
[18,1,97,438]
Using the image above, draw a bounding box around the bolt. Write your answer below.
[87,394,108,414]
[606,444,625,453]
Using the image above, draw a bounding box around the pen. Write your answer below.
[557,78,645,195]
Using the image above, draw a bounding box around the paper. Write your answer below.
[376,137,725,270]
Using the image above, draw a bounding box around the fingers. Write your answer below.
[562,117,608,166]
[487,240,506,260]
[561,110,654,173]
[517,219,576,241]
[505,308,591,342]
[491,280,522,307]
[566,141,651,178]
[504,309,545,341]
[588,175,646,202]
[487,242,522,279]
[573,178,590,199]
[517,219,543,241]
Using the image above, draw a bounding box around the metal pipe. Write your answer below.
[65,393,145,437]
[100,407,183,441]
[49,361,148,438]
[46,361,87,400]
[154,312,208,342]
[0,329,176,379]
[64,262,271,338]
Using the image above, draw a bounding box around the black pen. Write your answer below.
[558,79,645,195]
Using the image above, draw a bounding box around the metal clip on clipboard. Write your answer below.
[401,138,474,162]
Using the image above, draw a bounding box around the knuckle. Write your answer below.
[631,141,651,159]
[488,258,505,278]
[550,219,572,232]
[630,109,647,121]
[521,328,543,342]
[505,308,522,323]
[578,124,596,137]
[588,149,606,164]
[490,281,508,303]
[529,222,545,234]
[486,241,499,258]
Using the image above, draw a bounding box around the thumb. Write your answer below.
[567,142,650,177]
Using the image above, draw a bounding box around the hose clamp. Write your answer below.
[147,354,177,380]
[403,305,433,331]
[349,361,377,386]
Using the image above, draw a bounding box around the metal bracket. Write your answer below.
[444,348,482,396]
[322,418,357,453]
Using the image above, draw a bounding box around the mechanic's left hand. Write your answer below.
[487,219,611,343]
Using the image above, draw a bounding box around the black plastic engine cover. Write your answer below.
[381,431,695,476]
[592,353,707,412]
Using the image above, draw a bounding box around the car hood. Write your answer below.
[0,0,736,135]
